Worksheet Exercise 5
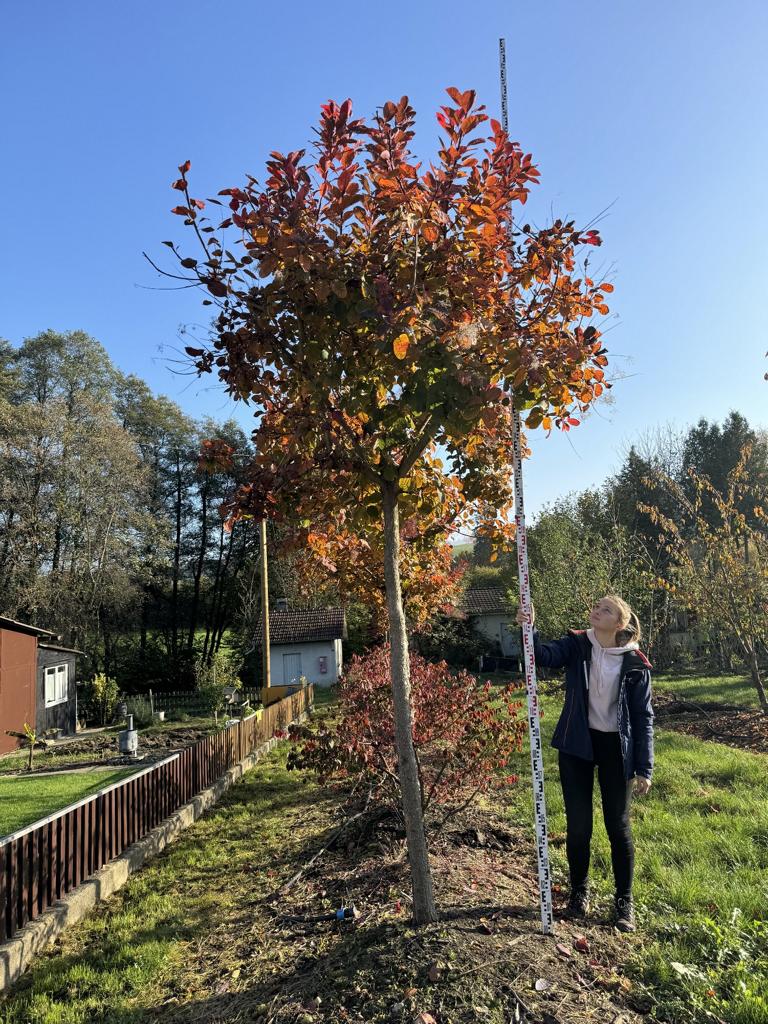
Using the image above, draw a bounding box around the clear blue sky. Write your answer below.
[2,0,767,515]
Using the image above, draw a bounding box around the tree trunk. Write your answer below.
[188,481,209,653]
[747,648,768,712]
[381,481,437,925]
[202,522,226,663]
[171,451,182,658]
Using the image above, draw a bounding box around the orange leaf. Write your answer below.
[598,282,614,293]
[393,333,410,360]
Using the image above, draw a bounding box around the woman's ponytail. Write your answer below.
[603,594,642,646]
[617,610,642,646]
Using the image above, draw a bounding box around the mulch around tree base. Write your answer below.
[653,692,768,755]
[159,806,649,1024]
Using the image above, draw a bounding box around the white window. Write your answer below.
[45,664,68,707]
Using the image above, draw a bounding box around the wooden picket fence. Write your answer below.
[0,686,313,944]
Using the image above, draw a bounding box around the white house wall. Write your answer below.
[269,639,342,687]
[471,613,519,657]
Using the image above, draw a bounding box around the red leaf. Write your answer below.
[574,935,590,953]
[171,179,187,191]
[171,206,192,216]
[180,258,197,269]
[191,198,206,210]
[178,159,191,174]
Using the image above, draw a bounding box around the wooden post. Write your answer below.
[260,518,271,692]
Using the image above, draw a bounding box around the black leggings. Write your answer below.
[558,729,635,898]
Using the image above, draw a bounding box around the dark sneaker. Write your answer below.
[614,895,636,932]
[562,886,590,919]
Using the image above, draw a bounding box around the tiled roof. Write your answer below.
[462,588,513,616]
[258,608,347,645]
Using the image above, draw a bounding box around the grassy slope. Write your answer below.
[505,688,768,1022]
[0,748,325,1024]
[652,672,759,707]
[0,769,139,838]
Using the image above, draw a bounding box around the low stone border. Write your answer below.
[0,713,308,992]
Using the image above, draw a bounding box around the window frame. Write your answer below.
[44,663,69,708]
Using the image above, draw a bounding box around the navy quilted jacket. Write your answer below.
[533,629,654,781]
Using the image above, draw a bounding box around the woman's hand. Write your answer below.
[515,604,535,627]
[633,776,652,796]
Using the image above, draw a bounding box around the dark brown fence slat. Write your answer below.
[29,829,40,922]
[0,845,7,942]
[15,835,26,933]
[8,840,19,938]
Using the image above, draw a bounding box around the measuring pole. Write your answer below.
[499,36,554,936]
[260,518,271,691]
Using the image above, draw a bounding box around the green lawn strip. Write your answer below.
[0,747,332,1024]
[653,672,759,708]
[0,770,140,838]
[505,690,768,1023]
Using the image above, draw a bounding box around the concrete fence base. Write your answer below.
[0,714,308,992]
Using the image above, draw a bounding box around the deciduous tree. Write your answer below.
[165,89,612,921]
[641,447,768,709]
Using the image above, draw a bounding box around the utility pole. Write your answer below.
[499,36,554,936]
[260,518,271,693]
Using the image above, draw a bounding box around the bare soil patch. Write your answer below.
[653,691,768,755]
[158,803,650,1024]
[0,725,214,777]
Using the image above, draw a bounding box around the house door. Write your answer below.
[282,652,303,685]
[500,622,518,657]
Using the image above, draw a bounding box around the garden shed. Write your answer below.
[0,616,79,755]
[260,607,346,688]
[36,641,81,737]
[462,588,521,667]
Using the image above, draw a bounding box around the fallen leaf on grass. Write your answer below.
[427,962,440,983]
[573,935,590,953]
[555,942,573,958]
[534,978,553,992]
[415,1014,437,1024]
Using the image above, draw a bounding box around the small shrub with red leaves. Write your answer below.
[288,644,525,825]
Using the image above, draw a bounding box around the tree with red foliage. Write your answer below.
[164,88,611,922]
[288,645,526,822]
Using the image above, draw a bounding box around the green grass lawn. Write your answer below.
[505,688,768,1023]
[653,672,759,707]
[0,769,139,838]
[0,681,765,1024]
[0,747,322,1024]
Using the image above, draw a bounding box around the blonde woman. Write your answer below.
[516,595,654,932]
